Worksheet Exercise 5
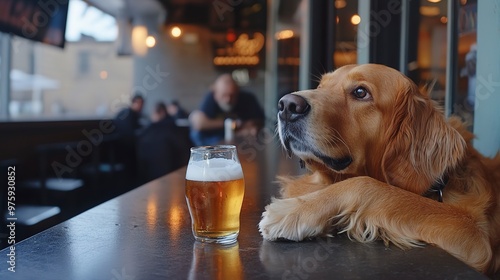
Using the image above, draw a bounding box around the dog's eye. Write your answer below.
[352,87,371,100]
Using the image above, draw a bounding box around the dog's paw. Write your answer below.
[259,197,326,241]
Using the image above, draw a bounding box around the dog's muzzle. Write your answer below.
[277,93,353,172]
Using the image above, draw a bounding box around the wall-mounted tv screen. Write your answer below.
[0,0,69,48]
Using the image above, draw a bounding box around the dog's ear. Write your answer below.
[381,80,466,194]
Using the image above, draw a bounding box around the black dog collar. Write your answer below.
[428,175,449,202]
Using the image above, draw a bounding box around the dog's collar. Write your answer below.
[427,175,449,202]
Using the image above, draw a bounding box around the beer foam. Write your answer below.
[186,158,243,182]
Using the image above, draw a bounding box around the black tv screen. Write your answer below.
[0,0,69,48]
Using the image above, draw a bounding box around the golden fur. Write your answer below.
[259,64,500,276]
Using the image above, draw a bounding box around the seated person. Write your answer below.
[167,100,189,121]
[189,74,265,146]
[136,102,190,183]
[113,94,145,179]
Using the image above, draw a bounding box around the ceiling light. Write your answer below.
[132,25,148,56]
[145,36,156,48]
[351,14,361,25]
[171,26,182,38]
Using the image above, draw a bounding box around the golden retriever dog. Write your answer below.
[259,64,500,276]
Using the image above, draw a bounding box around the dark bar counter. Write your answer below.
[0,141,487,279]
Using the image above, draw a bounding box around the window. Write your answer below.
[414,0,449,107]
[455,0,477,129]
[334,0,358,68]
[78,51,90,75]
[413,0,476,130]
[5,0,132,121]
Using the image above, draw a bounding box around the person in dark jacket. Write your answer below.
[113,94,145,180]
[115,94,145,135]
[136,102,190,184]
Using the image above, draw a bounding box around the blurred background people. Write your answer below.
[189,74,265,146]
[114,94,145,135]
[136,102,190,184]
[167,100,189,121]
[113,94,145,179]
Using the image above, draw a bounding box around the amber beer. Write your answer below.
[185,146,245,244]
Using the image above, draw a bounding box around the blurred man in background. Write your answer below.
[189,74,265,146]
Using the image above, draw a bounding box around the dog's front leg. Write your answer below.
[260,176,367,241]
[278,171,338,199]
[259,176,492,272]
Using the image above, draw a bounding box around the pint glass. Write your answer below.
[185,145,245,244]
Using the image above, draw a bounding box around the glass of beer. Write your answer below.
[185,145,245,244]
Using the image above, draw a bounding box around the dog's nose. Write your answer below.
[278,94,310,122]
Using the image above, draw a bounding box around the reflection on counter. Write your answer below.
[259,238,341,279]
[189,242,243,280]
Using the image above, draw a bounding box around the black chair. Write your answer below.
[18,142,85,210]
[80,134,129,198]
[0,159,61,246]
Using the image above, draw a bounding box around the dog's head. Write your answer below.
[278,64,466,194]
